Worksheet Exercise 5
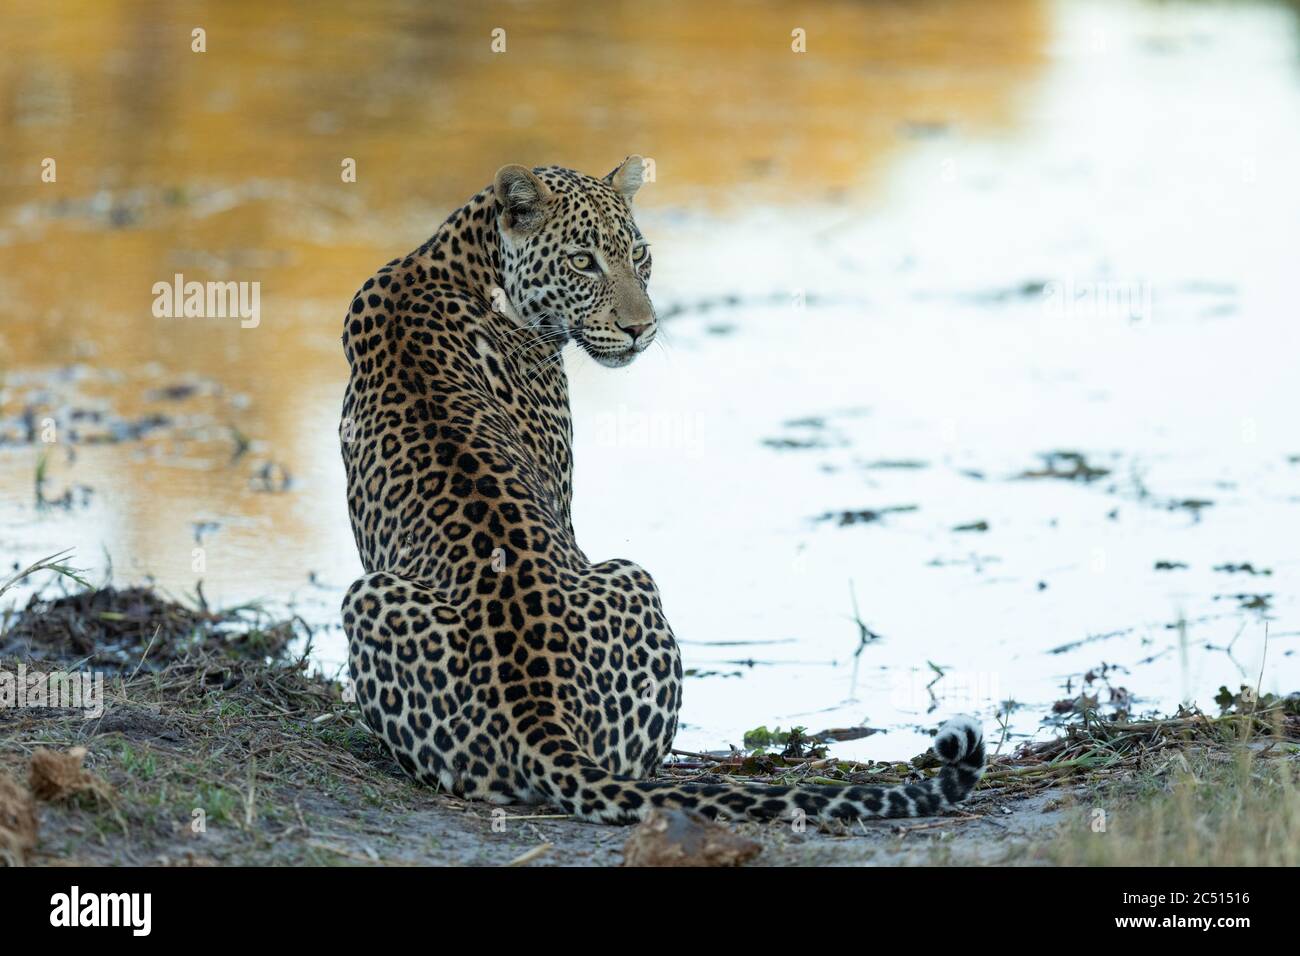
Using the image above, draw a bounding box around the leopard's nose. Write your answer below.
[620,321,653,341]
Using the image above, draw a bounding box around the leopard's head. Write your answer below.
[494,157,655,368]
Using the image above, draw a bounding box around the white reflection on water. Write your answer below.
[563,0,1300,757]
[5,0,1299,762]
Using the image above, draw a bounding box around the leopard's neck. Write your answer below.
[414,187,568,372]
[411,187,503,312]
[405,188,575,531]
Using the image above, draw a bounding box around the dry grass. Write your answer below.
[0,560,440,864]
[0,645,437,864]
[1042,743,1300,866]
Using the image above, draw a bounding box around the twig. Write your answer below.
[126,625,161,685]
[894,813,979,837]
[506,843,553,867]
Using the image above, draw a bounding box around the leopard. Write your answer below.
[339,156,985,824]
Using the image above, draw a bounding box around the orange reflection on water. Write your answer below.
[0,0,1047,598]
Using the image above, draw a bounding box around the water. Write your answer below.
[2,0,1297,760]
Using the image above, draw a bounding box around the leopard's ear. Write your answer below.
[494,165,552,232]
[603,155,644,204]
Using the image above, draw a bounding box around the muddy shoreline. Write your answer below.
[2,576,1295,867]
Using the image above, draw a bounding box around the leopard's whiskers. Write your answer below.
[523,344,569,388]
[503,322,569,362]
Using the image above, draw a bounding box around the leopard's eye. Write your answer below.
[568,252,596,272]
[631,244,650,264]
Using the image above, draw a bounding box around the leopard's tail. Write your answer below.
[541,716,986,824]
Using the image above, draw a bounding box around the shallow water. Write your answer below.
[2,0,1297,759]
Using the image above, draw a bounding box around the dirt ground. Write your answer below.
[1,581,1294,867]
[6,703,1077,867]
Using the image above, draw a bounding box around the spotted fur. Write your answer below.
[339,158,985,823]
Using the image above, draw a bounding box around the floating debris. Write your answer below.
[952,520,989,532]
[816,505,918,527]
[761,436,838,451]
[1052,695,1098,715]
[816,726,883,743]
[1016,450,1111,483]
[146,382,204,402]
[899,119,952,139]
[925,553,1001,571]
[1213,562,1271,576]
[250,461,293,493]
[763,409,871,452]
[1213,593,1272,612]
[863,459,929,470]
[742,724,883,756]
[1047,628,1135,655]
